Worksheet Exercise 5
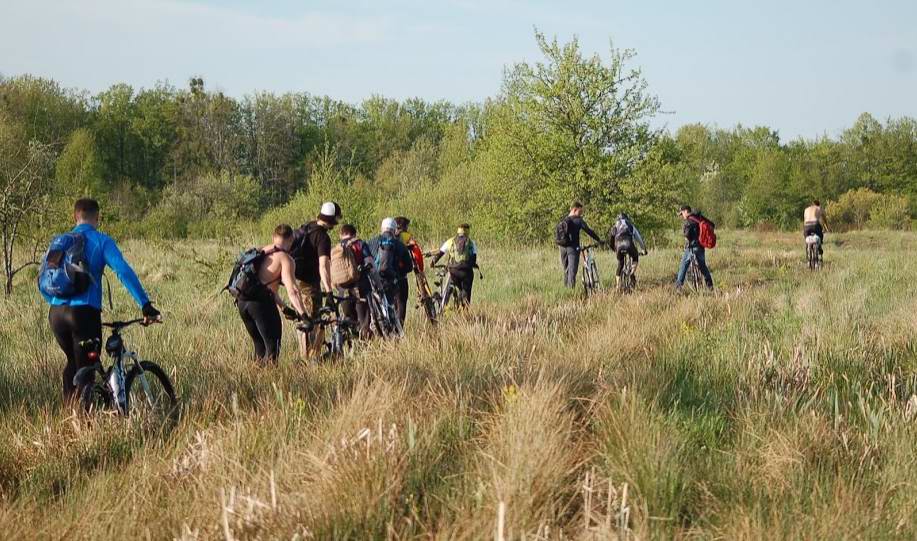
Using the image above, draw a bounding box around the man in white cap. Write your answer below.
[366,218,413,329]
[289,201,341,360]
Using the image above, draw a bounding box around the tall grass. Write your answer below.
[0,231,915,539]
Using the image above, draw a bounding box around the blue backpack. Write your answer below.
[374,235,398,280]
[38,233,93,298]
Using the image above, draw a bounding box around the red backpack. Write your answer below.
[689,215,717,249]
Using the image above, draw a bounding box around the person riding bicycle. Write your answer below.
[556,202,602,288]
[39,198,161,402]
[608,213,648,288]
[431,224,479,305]
[674,205,714,291]
[366,218,413,325]
[393,216,420,325]
[336,224,371,339]
[289,201,341,360]
[803,199,829,255]
[237,224,308,365]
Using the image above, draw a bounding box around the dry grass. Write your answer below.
[0,230,915,539]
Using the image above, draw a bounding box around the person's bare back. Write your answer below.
[804,205,824,225]
[257,245,289,295]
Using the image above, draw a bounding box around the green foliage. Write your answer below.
[140,171,260,238]
[56,128,106,197]
[479,31,661,240]
[826,188,911,231]
[868,194,911,230]
[261,144,380,237]
[3,35,917,240]
[827,188,883,230]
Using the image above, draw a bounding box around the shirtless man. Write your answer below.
[236,224,307,365]
[803,199,829,254]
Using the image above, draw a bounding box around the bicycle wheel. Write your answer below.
[689,261,701,292]
[584,259,600,296]
[421,296,439,324]
[124,361,177,420]
[78,378,113,413]
[368,295,391,339]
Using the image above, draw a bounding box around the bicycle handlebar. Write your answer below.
[103,318,147,329]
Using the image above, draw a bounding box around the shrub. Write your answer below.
[139,171,260,238]
[826,188,911,231]
[867,194,911,230]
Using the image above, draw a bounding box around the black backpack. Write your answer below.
[555,217,574,247]
[289,223,322,282]
[225,248,277,299]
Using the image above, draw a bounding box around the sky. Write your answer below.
[1,0,915,140]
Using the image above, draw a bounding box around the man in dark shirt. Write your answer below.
[289,201,341,360]
[675,205,714,291]
[558,202,602,288]
[366,218,414,328]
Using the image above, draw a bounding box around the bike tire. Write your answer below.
[124,361,177,419]
[368,295,391,339]
[690,261,701,292]
[422,296,438,325]
[78,379,112,413]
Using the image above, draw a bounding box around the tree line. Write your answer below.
[2,31,915,288]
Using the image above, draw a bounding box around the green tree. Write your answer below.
[56,128,106,197]
[479,30,662,240]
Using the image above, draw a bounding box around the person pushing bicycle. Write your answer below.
[431,224,479,306]
[674,205,714,291]
[608,212,648,288]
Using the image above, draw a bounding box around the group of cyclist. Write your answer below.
[556,198,829,293]
[40,196,829,402]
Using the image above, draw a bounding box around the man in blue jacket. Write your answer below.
[41,198,160,402]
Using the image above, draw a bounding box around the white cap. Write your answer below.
[320,201,339,217]
[381,217,397,233]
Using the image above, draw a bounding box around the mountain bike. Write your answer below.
[579,244,602,297]
[805,234,822,270]
[431,264,471,312]
[686,251,703,293]
[74,319,176,419]
[618,251,637,293]
[414,269,440,325]
[365,268,404,339]
[297,294,358,359]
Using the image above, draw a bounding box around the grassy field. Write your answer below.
[1,230,916,539]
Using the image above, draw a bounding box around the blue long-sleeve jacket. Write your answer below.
[40,224,150,310]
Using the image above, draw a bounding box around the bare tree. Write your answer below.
[0,117,55,294]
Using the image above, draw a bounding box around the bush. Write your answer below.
[826,188,911,231]
[261,168,379,238]
[868,193,910,230]
[138,171,260,238]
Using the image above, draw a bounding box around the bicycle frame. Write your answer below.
[620,252,636,292]
[805,236,822,269]
[579,245,602,295]
[432,265,467,311]
[365,269,404,338]
[74,320,157,414]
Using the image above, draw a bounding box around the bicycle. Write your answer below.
[805,234,822,270]
[431,263,479,312]
[618,251,637,293]
[413,269,440,325]
[365,267,404,339]
[297,294,358,359]
[579,244,602,297]
[74,319,176,419]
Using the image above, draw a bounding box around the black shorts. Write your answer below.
[803,223,824,240]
